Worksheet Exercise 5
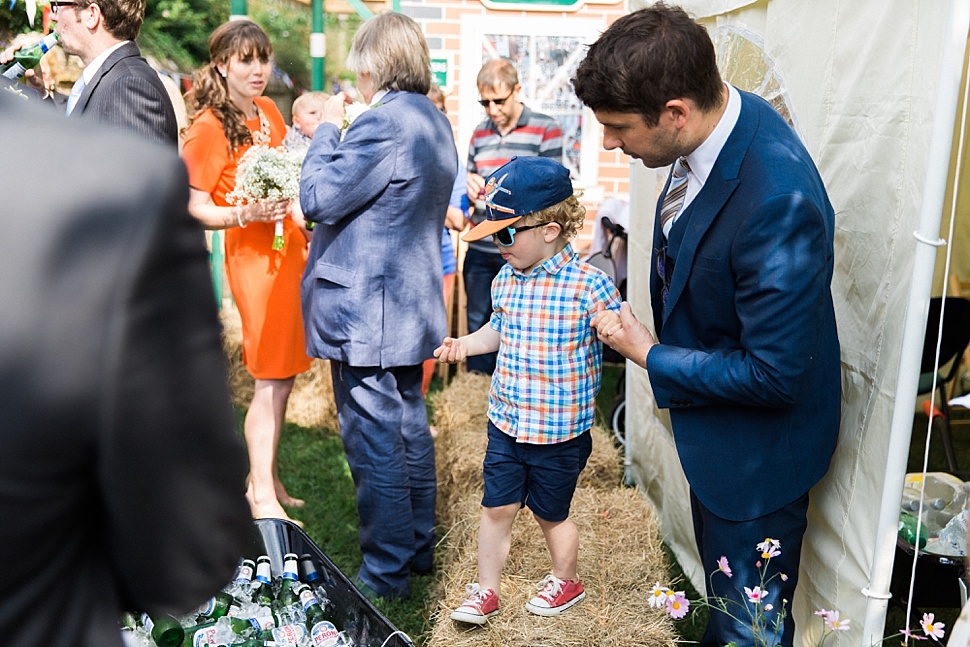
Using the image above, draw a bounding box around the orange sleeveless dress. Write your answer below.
[182,96,311,380]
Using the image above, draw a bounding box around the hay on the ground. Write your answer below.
[221,306,337,430]
[430,487,677,647]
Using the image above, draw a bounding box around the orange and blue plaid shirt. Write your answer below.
[488,244,622,444]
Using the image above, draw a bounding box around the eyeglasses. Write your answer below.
[495,222,549,246]
[478,89,514,108]
[50,1,78,13]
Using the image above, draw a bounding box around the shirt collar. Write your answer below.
[511,242,575,278]
[683,83,741,189]
[369,88,390,106]
[81,40,130,85]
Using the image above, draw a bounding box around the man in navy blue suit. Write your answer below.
[575,4,841,646]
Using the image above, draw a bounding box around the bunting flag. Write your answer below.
[26,0,35,26]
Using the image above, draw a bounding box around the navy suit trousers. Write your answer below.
[690,490,810,647]
[330,361,436,597]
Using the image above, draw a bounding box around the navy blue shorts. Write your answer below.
[481,421,592,522]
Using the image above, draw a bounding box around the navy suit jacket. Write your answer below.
[70,41,178,147]
[300,91,457,368]
[648,90,841,521]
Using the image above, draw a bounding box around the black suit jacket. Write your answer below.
[70,41,178,146]
[0,92,251,646]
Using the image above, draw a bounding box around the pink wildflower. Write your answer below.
[744,586,767,604]
[717,556,733,578]
[921,613,945,641]
[900,627,928,641]
[666,591,690,619]
[824,611,851,632]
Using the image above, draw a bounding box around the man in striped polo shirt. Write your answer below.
[464,58,563,374]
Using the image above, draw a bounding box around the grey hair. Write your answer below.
[347,12,432,95]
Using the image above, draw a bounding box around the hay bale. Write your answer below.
[221,306,337,430]
[429,487,678,647]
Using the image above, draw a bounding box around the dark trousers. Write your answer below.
[462,248,505,374]
[690,490,810,647]
[330,361,436,597]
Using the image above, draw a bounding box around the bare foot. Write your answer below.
[247,481,295,522]
[275,483,305,508]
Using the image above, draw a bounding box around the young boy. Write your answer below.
[283,91,329,156]
[435,156,622,624]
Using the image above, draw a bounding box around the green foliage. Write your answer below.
[250,0,312,91]
[0,2,40,45]
[140,0,224,71]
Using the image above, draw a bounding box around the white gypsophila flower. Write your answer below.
[226,145,302,206]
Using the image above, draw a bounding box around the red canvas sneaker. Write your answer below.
[450,583,500,625]
[525,574,586,616]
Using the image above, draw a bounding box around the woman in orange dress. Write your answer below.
[182,19,311,522]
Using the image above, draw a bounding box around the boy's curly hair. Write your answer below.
[523,194,586,240]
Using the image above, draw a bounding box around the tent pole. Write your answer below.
[860,1,970,643]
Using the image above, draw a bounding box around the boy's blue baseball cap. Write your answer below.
[462,156,574,242]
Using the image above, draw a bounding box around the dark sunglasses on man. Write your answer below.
[478,89,514,108]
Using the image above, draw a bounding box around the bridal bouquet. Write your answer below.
[227,145,302,250]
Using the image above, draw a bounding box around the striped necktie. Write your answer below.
[66,74,86,116]
[660,156,690,238]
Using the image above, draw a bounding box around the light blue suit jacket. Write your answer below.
[648,90,841,521]
[300,91,457,368]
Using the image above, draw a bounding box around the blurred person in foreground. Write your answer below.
[182,19,312,523]
[576,4,840,647]
[51,0,178,145]
[0,88,251,647]
[299,11,457,599]
[463,58,563,375]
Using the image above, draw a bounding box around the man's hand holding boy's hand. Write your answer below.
[434,337,467,363]
[590,302,656,369]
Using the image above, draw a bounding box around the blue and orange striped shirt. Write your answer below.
[487,244,622,444]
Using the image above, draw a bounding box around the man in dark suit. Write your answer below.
[0,90,251,646]
[300,12,456,600]
[52,0,178,145]
[576,5,841,647]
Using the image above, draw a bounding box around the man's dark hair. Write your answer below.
[572,2,723,126]
[77,0,146,41]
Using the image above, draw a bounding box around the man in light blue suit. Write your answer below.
[576,5,840,646]
[299,12,457,599]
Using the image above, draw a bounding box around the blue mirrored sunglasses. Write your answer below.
[495,222,549,246]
